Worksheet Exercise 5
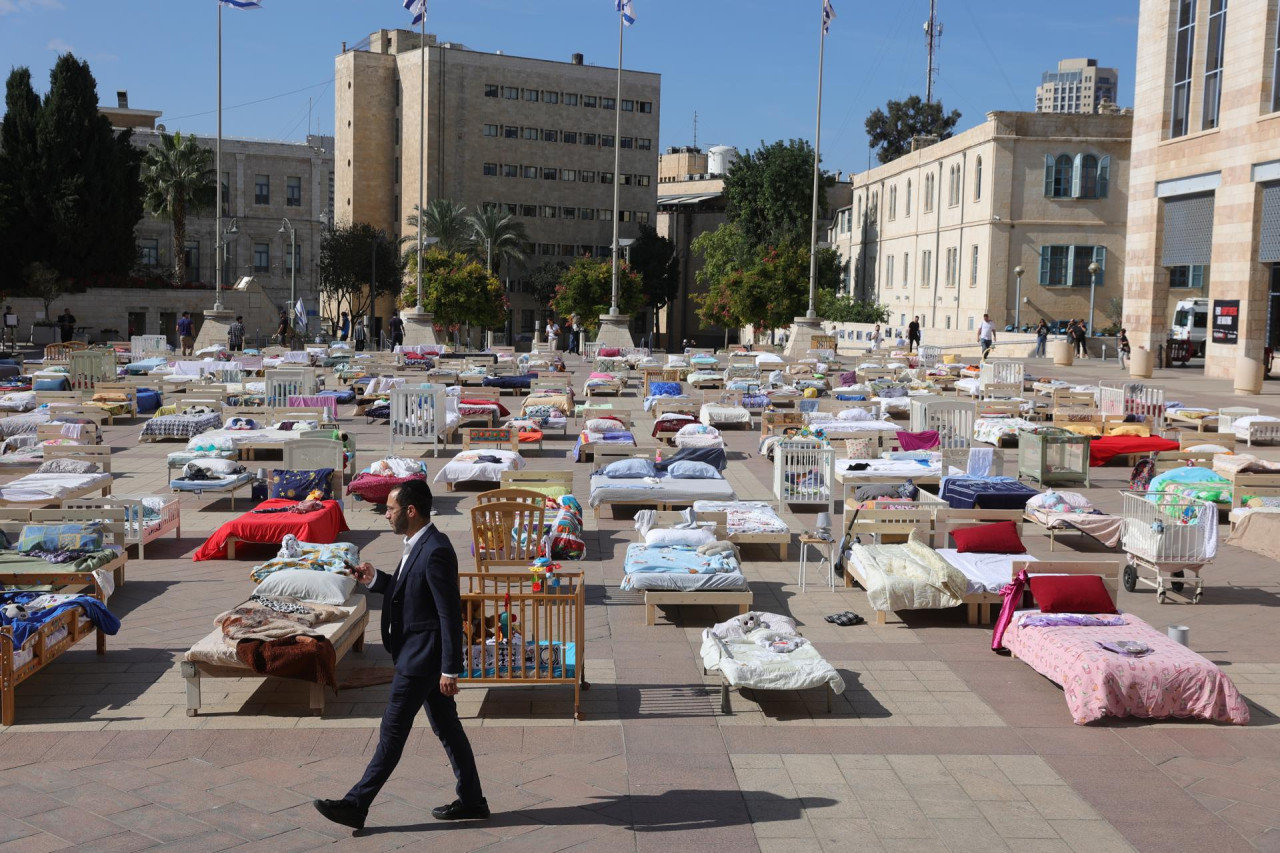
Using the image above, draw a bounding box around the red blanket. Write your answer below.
[346,472,427,505]
[194,499,350,560]
[236,635,337,688]
[1088,435,1180,467]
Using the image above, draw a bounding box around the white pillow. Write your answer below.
[189,458,243,475]
[1025,490,1092,511]
[585,417,627,433]
[253,569,356,605]
[836,407,874,422]
[1187,444,1230,453]
[644,527,715,548]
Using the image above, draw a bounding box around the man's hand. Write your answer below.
[353,562,377,585]
[439,675,459,696]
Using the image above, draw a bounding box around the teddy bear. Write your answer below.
[1,602,29,621]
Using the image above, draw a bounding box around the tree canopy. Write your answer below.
[551,258,644,333]
[141,131,215,286]
[0,55,143,286]
[400,249,507,337]
[627,224,679,338]
[724,139,834,245]
[865,95,961,164]
[467,207,528,277]
[403,198,471,259]
[316,223,403,325]
[818,290,890,324]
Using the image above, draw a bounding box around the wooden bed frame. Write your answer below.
[63,495,182,560]
[633,511,752,627]
[499,469,574,498]
[1005,560,1123,658]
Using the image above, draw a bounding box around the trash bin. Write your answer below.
[1129,346,1153,379]
[1052,340,1074,367]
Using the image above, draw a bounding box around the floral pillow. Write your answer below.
[269,468,335,500]
[844,438,876,459]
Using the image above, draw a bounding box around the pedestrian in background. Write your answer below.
[907,316,921,353]
[177,311,195,356]
[339,312,350,342]
[227,316,245,352]
[275,309,289,348]
[977,313,996,358]
[1035,320,1048,357]
[353,318,367,352]
[1118,329,1131,369]
[388,314,405,350]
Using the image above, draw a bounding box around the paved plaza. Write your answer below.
[3,352,1280,852]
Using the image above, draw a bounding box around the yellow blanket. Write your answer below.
[849,530,969,614]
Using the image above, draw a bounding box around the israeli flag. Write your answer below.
[294,298,307,331]
[219,0,263,8]
[403,0,426,25]
[616,0,636,26]
[822,0,836,34]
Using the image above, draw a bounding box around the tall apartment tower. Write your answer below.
[1035,58,1119,113]
[334,29,661,341]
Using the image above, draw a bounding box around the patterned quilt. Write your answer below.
[140,411,221,440]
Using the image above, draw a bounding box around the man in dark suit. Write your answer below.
[314,480,487,830]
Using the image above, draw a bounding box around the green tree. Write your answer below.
[865,95,961,164]
[401,249,507,343]
[466,206,529,276]
[724,139,835,244]
[403,198,470,260]
[551,258,644,334]
[316,223,403,326]
[817,290,890,324]
[141,131,215,286]
[23,262,63,322]
[0,56,144,284]
[627,224,679,345]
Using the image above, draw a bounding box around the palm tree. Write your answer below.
[467,207,529,277]
[141,132,215,286]
[402,198,470,262]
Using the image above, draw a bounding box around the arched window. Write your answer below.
[857,196,862,224]
[905,179,912,215]
[889,185,897,220]
[1079,154,1099,198]
[1052,154,1073,198]
[924,174,935,212]
[973,156,983,201]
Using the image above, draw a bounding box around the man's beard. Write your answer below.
[390,507,409,535]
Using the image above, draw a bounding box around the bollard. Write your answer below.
[1167,625,1189,646]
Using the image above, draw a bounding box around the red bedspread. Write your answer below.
[194,499,349,560]
[346,472,427,505]
[1088,435,1180,466]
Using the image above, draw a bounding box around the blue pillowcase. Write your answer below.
[269,468,335,500]
[836,394,868,402]
[603,458,655,479]
[17,523,103,554]
[650,382,682,397]
[668,461,720,480]
[34,378,70,392]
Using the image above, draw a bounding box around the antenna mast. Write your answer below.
[693,110,698,149]
[924,0,942,103]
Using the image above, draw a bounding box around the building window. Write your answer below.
[639,101,653,113]
[888,185,897,220]
[254,174,269,205]
[638,211,650,224]
[970,245,979,286]
[523,88,538,101]
[564,93,579,106]
[1046,154,1073,197]
[542,168,557,181]
[560,169,577,181]
[637,137,652,150]
[1202,0,1227,130]
[562,207,577,220]
[1039,245,1105,287]
[523,127,538,141]
[885,255,895,289]
[184,241,201,281]
[948,165,960,207]
[601,172,614,185]
[601,135,615,148]
[945,246,958,287]
[539,243,556,255]
[621,99,634,111]
[581,171,596,183]
[285,241,302,273]
[619,211,634,222]
[523,166,538,179]
[620,174,634,186]
[564,131,578,144]
[504,202,518,215]
[503,86,519,100]
[599,209,613,221]
[904,179,912,216]
[484,84,499,98]
[139,238,159,267]
[521,309,534,332]
[521,204,537,217]
[503,125,519,139]
[1171,0,1197,138]
[973,157,982,201]
[483,162,498,176]
[483,124,498,137]
[252,242,269,274]
[1169,264,1207,288]
[580,208,596,220]
[583,95,597,108]
[924,174,934,212]
[542,129,558,142]
[637,175,650,187]
[602,97,616,110]
[542,205,557,218]
[902,253,909,286]
[1272,12,1280,112]
[583,132,598,146]
[503,164,518,178]
[221,171,230,216]
[543,91,559,104]
[921,249,932,287]
[620,137,634,149]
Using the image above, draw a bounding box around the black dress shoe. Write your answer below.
[313,798,367,830]
[431,799,491,821]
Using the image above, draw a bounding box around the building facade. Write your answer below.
[1124,0,1280,382]
[334,29,660,343]
[1035,58,1120,114]
[831,111,1131,339]
[656,173,728,348]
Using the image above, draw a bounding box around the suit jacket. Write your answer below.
[368,525,464,678]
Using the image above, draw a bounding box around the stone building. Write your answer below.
[656,175,728,348]
[333,29,660,344]
[831,111,1132,341]
[1123,0,1280,386]
[1036,58,1120,114]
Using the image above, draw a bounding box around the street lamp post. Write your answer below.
[1087,261,1101,337]
[278,218,296,348]
[1013,265,1025,330]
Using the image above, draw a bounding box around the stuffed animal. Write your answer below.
[1,602,29,621]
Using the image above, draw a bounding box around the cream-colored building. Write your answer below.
[1123,0,1280,384]
[831,111,1131,339]
[1036,58,1120,114]
[657,175,728,348]
[334,29,660,343]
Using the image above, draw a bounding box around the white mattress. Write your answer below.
[700,404,751,426]
[836,458,949,480]
[936,549,1038,594]
[433,449,525,484]
[0,472,111,503]
[623,570,749,592]
[184,594,367,668]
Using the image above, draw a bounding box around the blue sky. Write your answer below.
[0,0,1139,176]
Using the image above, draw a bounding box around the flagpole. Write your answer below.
[214,0,224,311]
[415,7,426,314]
[609,6,624,316]
[806,0,827,319]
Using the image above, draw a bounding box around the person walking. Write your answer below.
[1,307,15,350]
[907,316,921,353]
[353,318,367,352]
[1118,328,1131,369]
[338,312,350,342]
[545,318,559,352]
[1072,320,1089,358]
[388,313,405,350]
[275,309,289,348]
[977,313,996,359]
[871,324,883,351]
[57,308,76,344]
[227,316,245,352]
[1035,320,1048,358]
[177,312,195,356]
[314,481,487,831]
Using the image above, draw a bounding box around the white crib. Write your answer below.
[909,397,976,449]
[390,384,451,456]
[772,437,835,514]
[131,335,168,359]
[1217,406,1280,446]
[1099,381,1166,431]
[265,368,317,407]
[979,360,1023,394]
[69,350,117,391]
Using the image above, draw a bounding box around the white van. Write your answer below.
[1171,298,1209,356]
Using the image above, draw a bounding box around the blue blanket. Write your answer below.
[939,476,1039,510]
[483,373,537,389]
[0,591,120,648]
[623,543,738,574]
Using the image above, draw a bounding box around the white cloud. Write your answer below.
[0,0,64,15]
[46,37,74,54]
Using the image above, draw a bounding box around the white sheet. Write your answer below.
[699,404,751,427]
[0,471,111,503]
[433,449,525,484]
[936,549,1038,594]
[701,628,845,694]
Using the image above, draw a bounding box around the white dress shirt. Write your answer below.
[394,522,457,678]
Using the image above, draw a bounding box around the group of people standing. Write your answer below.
[544,315,582,354]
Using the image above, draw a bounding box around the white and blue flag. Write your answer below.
[616,0,636,26]
[822,0,836,34]
[404,0,426,25]
[219,0,263,8]
[294,298,307,332]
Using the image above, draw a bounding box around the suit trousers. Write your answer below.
[346,670,484,810]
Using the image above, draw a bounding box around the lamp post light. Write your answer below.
[278,218,297,347]
[1013,265,1025,330]
[1087,261,1101,337]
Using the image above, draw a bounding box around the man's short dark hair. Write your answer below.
[392,479,433,518]
[181,311,190,317]
[235,315,243,322]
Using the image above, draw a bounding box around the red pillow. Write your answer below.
[949,520,1026,554]
[1028,575,1117,614]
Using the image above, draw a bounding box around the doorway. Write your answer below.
[1267,265,1280,374]
[127,312,146,340]
[160,312,177,348]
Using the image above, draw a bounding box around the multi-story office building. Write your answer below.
[334,29,660,342]
[1036,58,1120,114]
[831,111,1131,339]
[1124,0,1280,384]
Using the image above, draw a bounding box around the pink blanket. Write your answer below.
[896,430,940,451]
[1003,612,1250,725]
